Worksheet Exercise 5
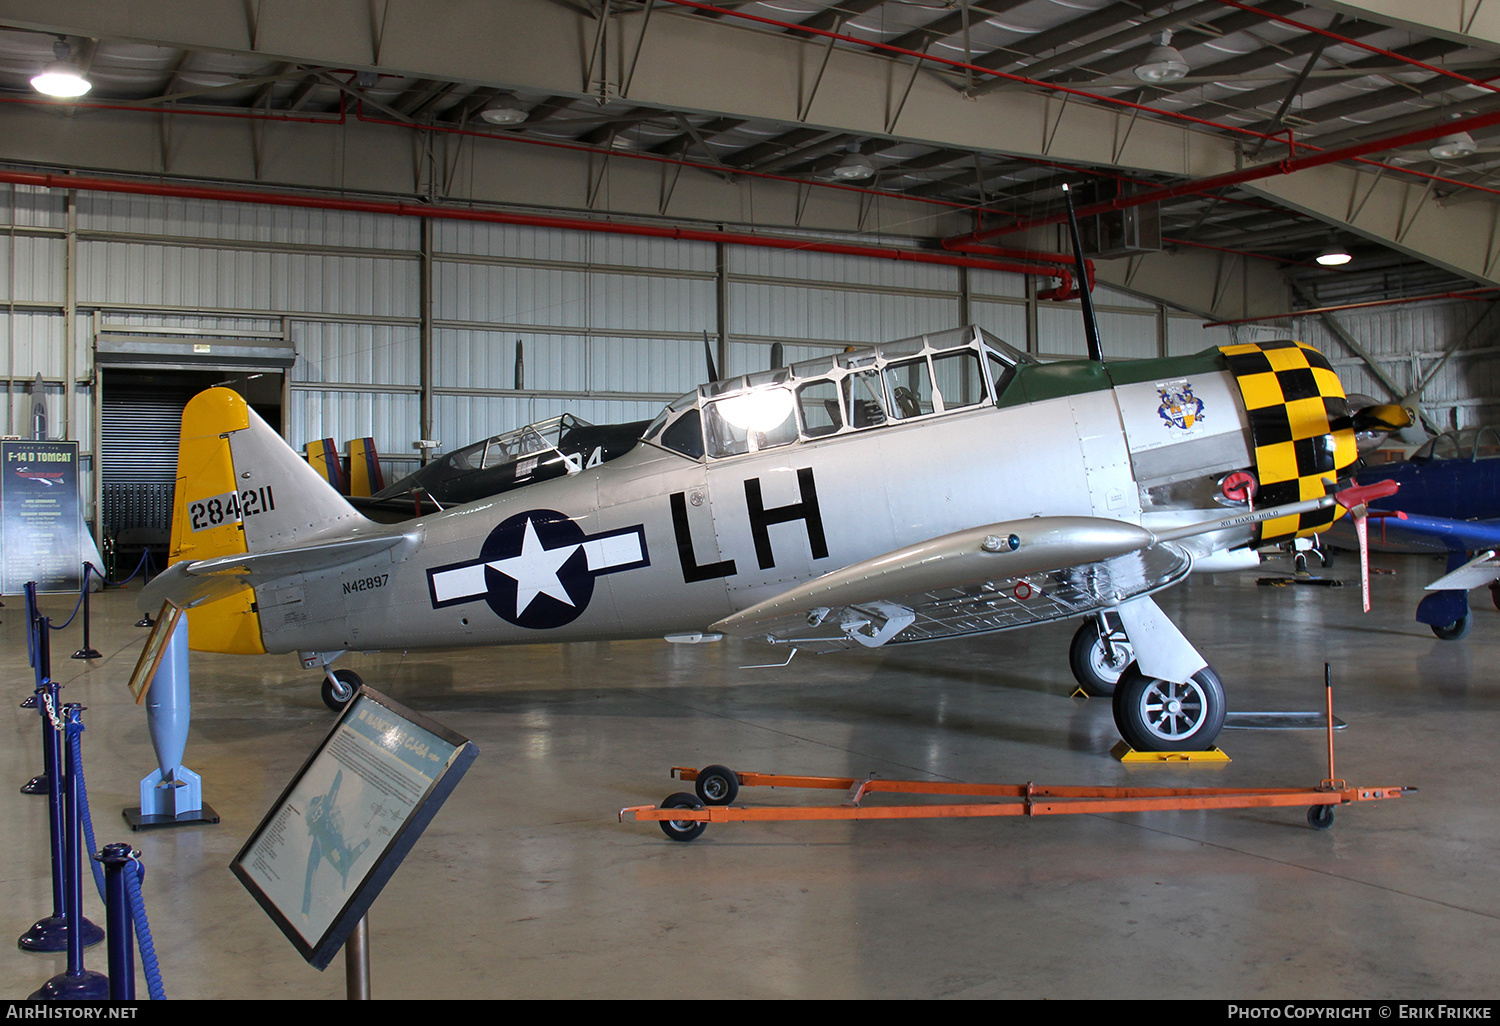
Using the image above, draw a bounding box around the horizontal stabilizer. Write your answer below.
[1425,549,1500,592]
[139,532,417,612]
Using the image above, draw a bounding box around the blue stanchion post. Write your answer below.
[29,705,109,999]
[20,584,49,795]
[17,596,103,955]
[71,564,101,661]
[98,844,138,1001]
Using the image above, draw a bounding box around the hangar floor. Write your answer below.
[2,551,1497,1000]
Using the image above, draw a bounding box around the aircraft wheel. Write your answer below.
[1307,804,1336,830]
[658,793,707,842]
[1069,617,1133,697]
[1431,615,1472,641]
[1490,581,1500,612]
[321,669,363,712]
[694,765,739,806]
[1112,664,1226,753]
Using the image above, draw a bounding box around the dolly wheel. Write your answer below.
[659,793,707,842]
[695,765,740,806]
[1307,804,1336,830]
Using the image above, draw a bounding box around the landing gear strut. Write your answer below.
[1069,615,1133,697]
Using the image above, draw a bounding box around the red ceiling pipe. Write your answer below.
[0,94,344,126]
[347,102,981,212]
[944,240,1096,287]
[1203,287,1500,327]
[1213,0,1500,96]
[1037,269,1074,301]
[1162,235,1322,269]
[657,0,1314,153]
[946,106,1500,246]
[0,168,1079,292]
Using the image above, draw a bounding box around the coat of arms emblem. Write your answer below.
[1158,383,1205,430]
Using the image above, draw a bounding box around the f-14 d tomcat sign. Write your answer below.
[142,319,1384,754]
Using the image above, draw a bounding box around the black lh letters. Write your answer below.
[670,468,828,583]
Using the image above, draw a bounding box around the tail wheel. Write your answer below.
[1111,664,1226,752]
[1069,617,1133,697]
[322,669,363,712]
[1431,615,1472,641]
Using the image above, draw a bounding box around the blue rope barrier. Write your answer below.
[111,549,154,587]
[69,717,166,1000]
[124,863,164,1001]
[44,564,96,632]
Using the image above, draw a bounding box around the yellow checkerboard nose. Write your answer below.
[1219,340,1358,542]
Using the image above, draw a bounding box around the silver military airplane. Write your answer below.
[141,324,1368,752]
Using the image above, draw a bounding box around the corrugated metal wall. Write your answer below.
[4,179,1496,539]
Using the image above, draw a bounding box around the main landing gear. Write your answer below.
[1067,605,1226,753]
[1111,665,1227,753]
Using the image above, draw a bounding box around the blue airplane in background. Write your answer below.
[1353,428,1500,639]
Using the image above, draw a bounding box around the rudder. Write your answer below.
[167,388,365,653]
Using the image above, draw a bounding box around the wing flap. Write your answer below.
[711,516,1190,652]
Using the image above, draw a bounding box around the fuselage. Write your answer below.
[246,327,1324,657]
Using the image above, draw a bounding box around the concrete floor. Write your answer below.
[2,551,1497,1000]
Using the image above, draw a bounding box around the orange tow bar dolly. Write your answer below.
[621,769,1410,842]
[620,667,1412,842]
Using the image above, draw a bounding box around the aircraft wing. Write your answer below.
[139,532,419,611]
[1375,512,1500,553]
[1426,549,1500,592]
[711,516,1191,653]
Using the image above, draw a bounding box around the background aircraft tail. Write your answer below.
[165,387,365,652]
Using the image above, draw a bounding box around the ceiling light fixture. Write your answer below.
[1316,238,1352,267]
[1134,30,1189,85]
[479,103,528,126]
[833,143,875,181]
[30,38,91,98]
[1428,131,1478,160]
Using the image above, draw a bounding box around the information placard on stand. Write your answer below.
[230,688,477,970]
[1,440,81,595]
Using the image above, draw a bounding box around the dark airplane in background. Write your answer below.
[349,414,650,523]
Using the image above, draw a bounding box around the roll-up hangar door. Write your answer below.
[94,317,294,572]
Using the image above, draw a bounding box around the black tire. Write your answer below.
[1111,663,1227,752]
[321,669,363,712]
[1294,552,1309,574]
[1431,615,1472,641]
[1069,618,1133,697]
[658,792,707,842]
[1491,581,1500,612]
[694,765,739,806]
[1307,804,1336,830]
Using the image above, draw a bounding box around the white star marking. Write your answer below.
[486,518,581,616]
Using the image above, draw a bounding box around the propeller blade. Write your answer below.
[1355,509,1371,612]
